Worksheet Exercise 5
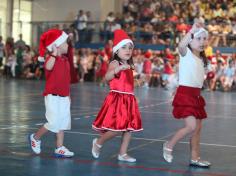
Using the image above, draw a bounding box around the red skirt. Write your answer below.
[92,91,143,132]
[172,86,207,119]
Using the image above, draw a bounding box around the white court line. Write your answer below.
[141,110,171,114]
[71,106,100,110]
[0,125,29,130]
[35,123,44,126]
[207,101,236,106]
[74,118,81,120]
[121,132,176,156]
[64,130,236,149]
[141,110,236,119]
[139,100,171,109]
[0,92,39,100]
[3,125,236,149]
[71,111,97,116]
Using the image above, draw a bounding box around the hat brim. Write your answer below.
[194,28,208,38]
[47,31,68,51]
[113,39,133,53]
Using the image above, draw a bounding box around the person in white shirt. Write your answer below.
[222,60,235,91]
[76,10,88,43]
[162,21,211,168]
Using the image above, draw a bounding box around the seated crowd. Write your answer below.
[1,0,236,92]
[72,0,236,47]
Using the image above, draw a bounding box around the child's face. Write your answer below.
[117,43,133,61]
[190,32,208,52]
[58,41,68,54]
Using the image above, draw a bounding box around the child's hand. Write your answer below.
[119,64,130,71]
[190,21,202,34]
[114,64,130,75]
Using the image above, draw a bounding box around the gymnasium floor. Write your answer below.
[0,78,235,176]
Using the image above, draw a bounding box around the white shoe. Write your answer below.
[163,141,173,163]
[92,138,102,158]
[29,133,41,154]
[118,153,136,163]
[190,157,211,167]
[54,146,74,158]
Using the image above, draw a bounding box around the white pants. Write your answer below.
[44,94,71,133]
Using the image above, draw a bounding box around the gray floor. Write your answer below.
[0,78,235,176]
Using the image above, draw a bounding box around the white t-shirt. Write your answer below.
[77,14,87,30]
[179,48,205,88]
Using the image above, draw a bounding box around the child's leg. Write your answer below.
[92,131,119,155]
[166,116,196,151]
[54,130,74,157]
[118,132,136,162]
[119,132,131,155]
[190,119,202,160]
[189,119,211,166]
[56,130,64,148]
[96,131,119,146]
[29,126,48,154]
[34,126,48,140]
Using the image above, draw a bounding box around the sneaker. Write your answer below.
[190,158,211,168]
[163,141,173,163]
[54,146,74,158]
[92,138,102,159]
[29,133,41,154]
[118,153,136,163]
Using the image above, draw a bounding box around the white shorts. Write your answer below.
[44,94,71,133]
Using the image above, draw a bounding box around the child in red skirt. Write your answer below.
[92,29,143,162]
[162,21,211,167]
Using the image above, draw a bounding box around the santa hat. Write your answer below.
[144,50,152,58]
[38,29,68,62]
[112,29,133,53]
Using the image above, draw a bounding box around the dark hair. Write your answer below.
[188,45,208,67]
[110,53,135,70]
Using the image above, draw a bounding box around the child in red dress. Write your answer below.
[92,29,143,162]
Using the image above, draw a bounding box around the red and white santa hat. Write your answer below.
[38,29,68,62]
[112,29,133,54]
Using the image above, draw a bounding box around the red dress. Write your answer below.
[92,68,143,132]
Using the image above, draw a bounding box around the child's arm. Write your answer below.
[178,22,202,57]
[105,61,130,82]
[45,45,57,70]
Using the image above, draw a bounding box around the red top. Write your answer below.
[43,55,70,96]
[109,68,134,93]
[143,59,152,74]
[164,63,174,74]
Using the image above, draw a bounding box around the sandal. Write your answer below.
[190,157,211,167]
[91,138,102,158]
[118,153,136,162]
[163,141,173,163]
